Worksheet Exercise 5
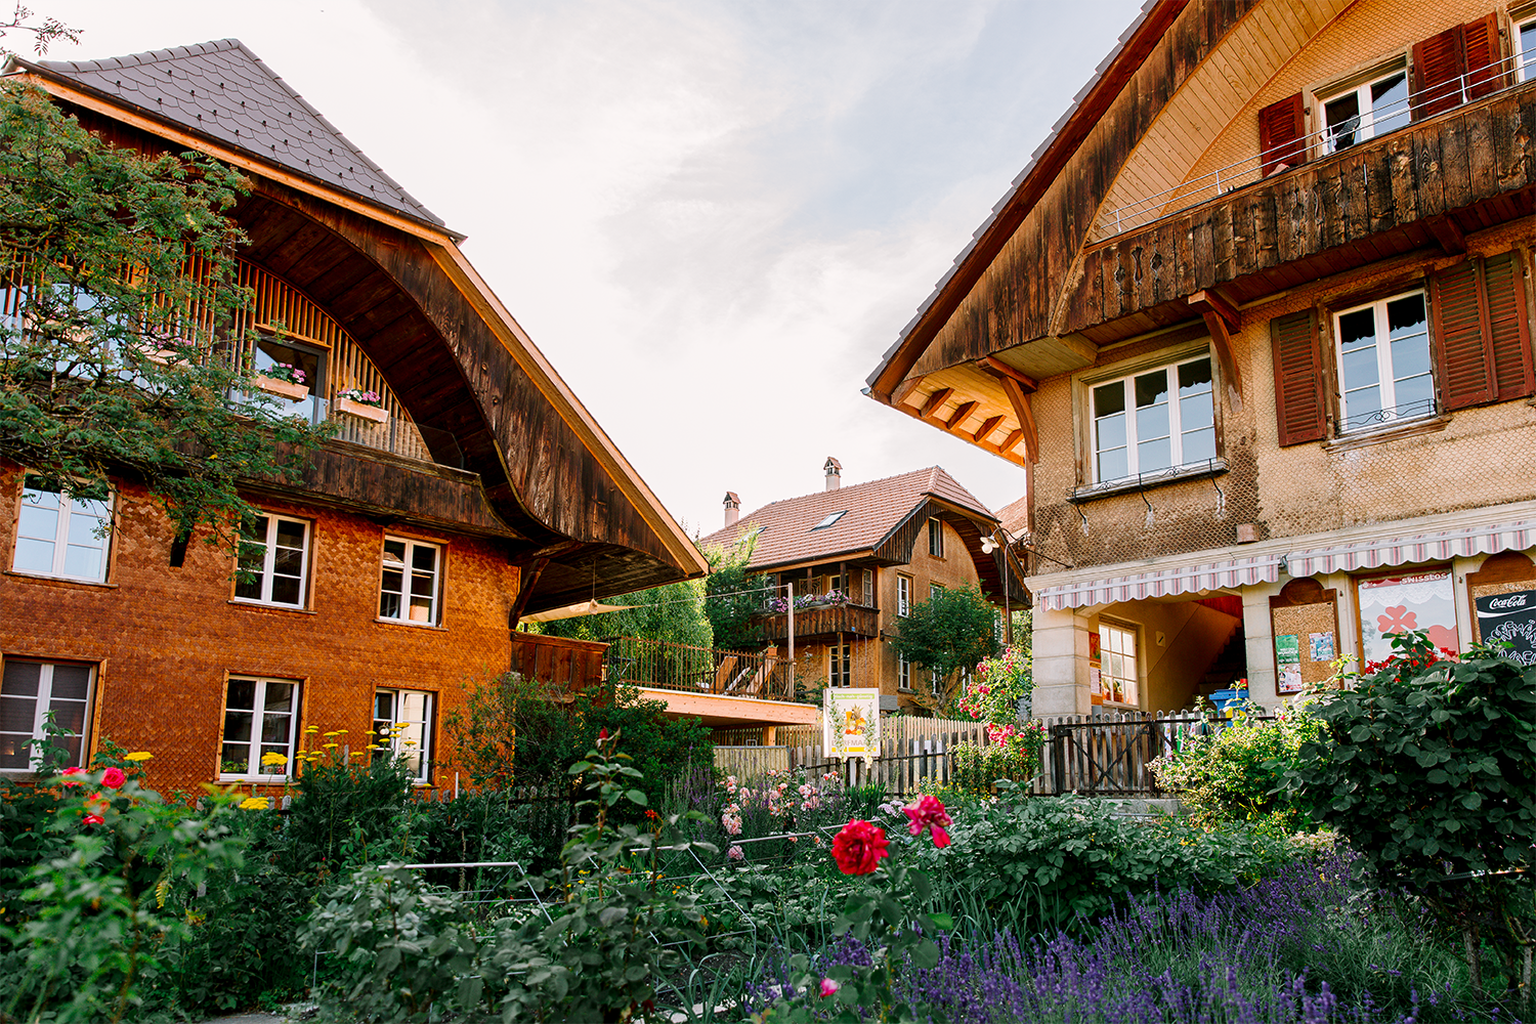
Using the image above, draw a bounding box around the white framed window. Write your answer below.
[1099,622,1139,706]
[930,582,945,602]
[373,688,434,783]
[1519,18,1536,82]
[928,518,944,557]
[0,660,94,770]
[1320,66,1410,153]
[220,676,299,781]
[862,568,873,607]
[897,575,911,617]
[897,652,911,691]
[828,641,850,688]
[234,513,310,607]
[13,476,112,582]
[1090,356,1215,483]
[380,537,441,625]
[1334,291,1433,433]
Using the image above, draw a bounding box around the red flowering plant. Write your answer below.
[756,797,955,1023]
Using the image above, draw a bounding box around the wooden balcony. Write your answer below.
[1058,79,1536,343]
[755,602,880,643]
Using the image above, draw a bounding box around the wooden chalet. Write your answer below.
[696,460,1027,714]
[0,40,707,790]
[866,0,1536,715]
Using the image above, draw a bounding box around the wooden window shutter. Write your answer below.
[1271,310,1326,446]
[1462,12,1504,99]
[1482,251,1536,401]
[1412,25,1468,120]
[1429,259,1497,409]
[1258,93,1306,176]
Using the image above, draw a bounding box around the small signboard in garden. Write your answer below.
[1475,589,1536,665]
[824,687,880,764]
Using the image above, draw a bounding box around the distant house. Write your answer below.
[696,460,1027,713]
[865,1,1536,716]
[0,41,707,790]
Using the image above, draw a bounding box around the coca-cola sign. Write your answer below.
[1475,589,1536,666]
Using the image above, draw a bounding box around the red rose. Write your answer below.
[59,766,84,788]
[903,795,953,848]
[100,767,125,790]
[598,727,609,740]
[831,819,888,875]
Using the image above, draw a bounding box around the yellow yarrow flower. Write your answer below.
[124,752,153,762]
[239,796,270,811]
[261,751,289,768]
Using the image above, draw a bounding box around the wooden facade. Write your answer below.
[865,0,1536,718]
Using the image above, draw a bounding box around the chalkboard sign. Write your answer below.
[1475,589,1536,666]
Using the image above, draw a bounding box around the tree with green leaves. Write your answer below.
[0,81,329,551]
[702,529,771,653]
[890,584,1000,711]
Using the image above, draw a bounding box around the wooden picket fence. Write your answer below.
[1033,709,1273,797]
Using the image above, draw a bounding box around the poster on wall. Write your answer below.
[1357,572,1459,663]
[823,688,881,763]
[1309,632,1335,662]
[1275,633,1304,693]
[1475,590,1536,666]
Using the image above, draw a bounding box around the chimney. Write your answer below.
[723,491,740,527]
[824,456,842,491]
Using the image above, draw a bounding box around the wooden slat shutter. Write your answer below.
[1463,12,1504,99]
[1271,310,1326,445]
[1258,93,1307,176]
[1430,259,1497,409]
[1412,25,1468,121]
[1482,251,1536,401]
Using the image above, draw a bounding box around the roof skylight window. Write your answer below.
[811,511,848,530]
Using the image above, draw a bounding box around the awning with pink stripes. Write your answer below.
[1287,520,1535,578]
[1036,555,1283,611]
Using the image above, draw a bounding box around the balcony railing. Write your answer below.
[755,602,880,642]
[1100,50,1532,238]
[605,636,800,702]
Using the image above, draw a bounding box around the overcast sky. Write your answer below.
[39,0,1143,537]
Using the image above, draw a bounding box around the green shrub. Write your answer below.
[950,741,1040,795]
[1150,706,1323,828]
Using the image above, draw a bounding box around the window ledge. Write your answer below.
[374,617,448,632]
[1070,459,1228,503]
[218,774,290,785]
[3,570,116,589]
[227,599,317,615]
[1323,413,1451,452]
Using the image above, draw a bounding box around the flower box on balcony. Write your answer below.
[252,375,309,401]
[335,396,387,423]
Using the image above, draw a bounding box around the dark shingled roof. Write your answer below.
[696,466,998,571]
[14,39,450,233]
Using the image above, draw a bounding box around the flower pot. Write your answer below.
[252,375,309,401]
[335,396,388,423]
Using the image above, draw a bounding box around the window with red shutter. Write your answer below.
[1479,252,1536,401]
[1412,25,1469,120]
[1258,93,1306,176]
[1429,261,1497,410]
[1271,310,1326,446]
[1463,12,1504,99]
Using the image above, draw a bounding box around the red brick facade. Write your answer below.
[0,462,518,793]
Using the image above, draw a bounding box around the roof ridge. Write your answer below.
[16,38,451,234]
[732,465,943,520]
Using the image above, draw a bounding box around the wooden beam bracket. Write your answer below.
[1189,288,1244,412]
[998,376,1040,464]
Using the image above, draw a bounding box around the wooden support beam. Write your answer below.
[978,356,1038,392]
[892,399,1027,466]
[1189,288,1240,332]
[999,428,1024,454]
[1426,214,1467,254]
[973,414,1003,443]
[945,400,977,430]
[918,387,953,419]
[892,376,924,407]
[997,374,1040,464]
[509,557,550,626]
[1199,309,1245,413]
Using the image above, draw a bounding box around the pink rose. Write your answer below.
[59,766,84,788]
[100,767,125,790]
[903,795,953,848]
[820,978,840,998]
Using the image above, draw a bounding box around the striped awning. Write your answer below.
[1287,519,1535,578]
[1036,555,1283,611]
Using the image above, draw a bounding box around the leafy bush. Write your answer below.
[1150,705,1323,828]
[950,740,1041,795]
[1285,631,1536,994]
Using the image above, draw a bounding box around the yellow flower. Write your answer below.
[323,743,338,749]
[239,796,270,810]
[124,752,153,762]
[260,751,289,768]
[322,731,340,738]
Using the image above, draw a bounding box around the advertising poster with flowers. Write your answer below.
[823,687,880,763]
